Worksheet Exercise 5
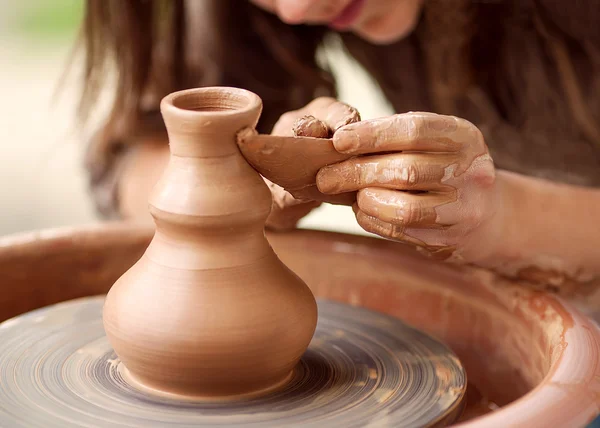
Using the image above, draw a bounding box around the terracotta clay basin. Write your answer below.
[0,222,599,427]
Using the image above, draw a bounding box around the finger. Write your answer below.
[354,208,426,247]
[271,110,309,136]
[270,100,336,136]
[289,185,356,206]
[315,99,361,132]
[356,187,454,227]
[300,97,361,133]
[332,112,482,154]
[354,208,456,261]
[271,97,359,137]
[316,152,460,194]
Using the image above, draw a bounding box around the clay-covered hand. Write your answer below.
[265,97,360,231]
[271,97,360,138]
[316,112,499,262]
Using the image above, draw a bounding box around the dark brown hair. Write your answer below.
[79,0,490,137]
[80,0,336,138]
[80,0,600,186]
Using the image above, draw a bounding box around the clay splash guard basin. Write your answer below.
[0,223,598,426]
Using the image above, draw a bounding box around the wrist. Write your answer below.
[471,169,600,297]
[459,169,514,267]
[483,170,521,263]
[472,169,549,270]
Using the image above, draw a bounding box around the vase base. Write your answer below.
[118,363,295,402]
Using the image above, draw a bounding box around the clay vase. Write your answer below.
[102,87,318,399]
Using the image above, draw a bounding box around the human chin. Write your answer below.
[354,13,419,44]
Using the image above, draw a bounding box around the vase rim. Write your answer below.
[160,87,262,119]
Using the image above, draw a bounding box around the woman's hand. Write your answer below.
[316,112,501,262]
[265,97,360,231]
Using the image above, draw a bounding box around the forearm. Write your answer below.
[481,169,600,296]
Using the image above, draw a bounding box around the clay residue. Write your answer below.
[368,368,378,380]
[414,245,458,262]
[515,266,599,297]
[486,254,599,300]
[479,274,573,382]
[293,115,330,139]
[457,382,500,422]
[373,388,395,403]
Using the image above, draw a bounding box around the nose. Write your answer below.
[275,0,320,24]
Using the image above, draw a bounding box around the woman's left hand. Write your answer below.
[316,112,500,262]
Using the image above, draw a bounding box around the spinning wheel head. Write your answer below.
[0,296,466,427]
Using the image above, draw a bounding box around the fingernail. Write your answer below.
[316,167,343,194]
[333,128,359,153]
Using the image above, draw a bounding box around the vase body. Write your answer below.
[102,87,318,398]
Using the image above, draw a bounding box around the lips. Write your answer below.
[329,0,366,30]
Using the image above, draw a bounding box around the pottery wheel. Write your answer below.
[0,296,466,427]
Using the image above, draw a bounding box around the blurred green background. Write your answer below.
[0,0,98,236]
[3,0,83,41]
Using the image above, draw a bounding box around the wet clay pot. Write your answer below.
[0,223,598,426]
[102,88,317,398]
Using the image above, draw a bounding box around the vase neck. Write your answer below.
[160,87,262,158]
[149,87,272,233]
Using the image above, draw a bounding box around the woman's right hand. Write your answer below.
[264,97,361,231]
